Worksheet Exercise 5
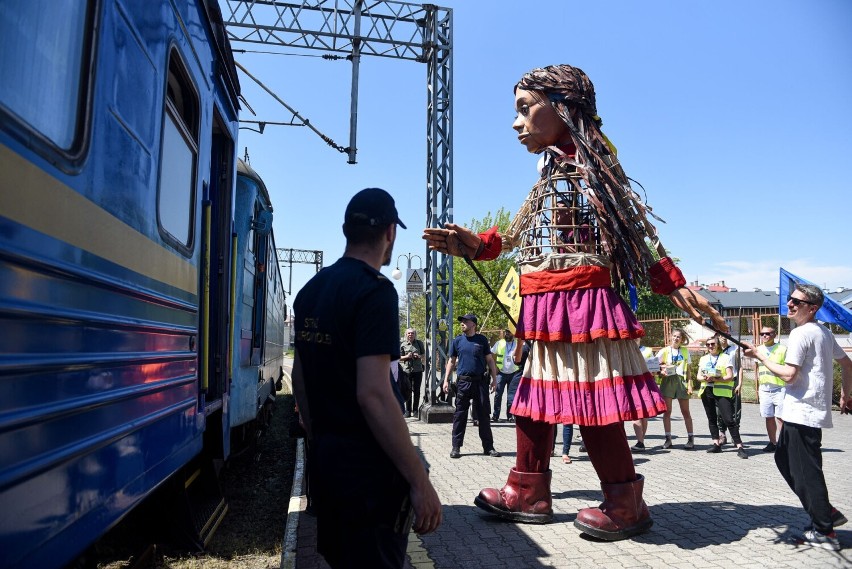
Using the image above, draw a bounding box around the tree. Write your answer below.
[631,248,683,318]
[399,292,427,341]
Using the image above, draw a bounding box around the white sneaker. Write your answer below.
[798,529,840,551]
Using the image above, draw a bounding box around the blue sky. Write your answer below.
[227,0,852,307]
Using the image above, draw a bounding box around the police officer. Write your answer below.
[443,314,501,458]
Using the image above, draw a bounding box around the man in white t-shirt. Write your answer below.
[745,284,852,551]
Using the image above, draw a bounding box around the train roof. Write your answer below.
[202,0,240,107]
[237,159,272,210]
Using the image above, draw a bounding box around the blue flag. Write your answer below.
[779,268,852,331]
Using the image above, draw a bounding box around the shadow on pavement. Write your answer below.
[645,500,852,554]
[420,505,556,568]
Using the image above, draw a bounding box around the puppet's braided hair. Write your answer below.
[515,64,660,289]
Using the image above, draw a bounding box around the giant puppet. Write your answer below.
[423,64,727,541]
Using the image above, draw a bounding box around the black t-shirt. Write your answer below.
[294,257,400,440]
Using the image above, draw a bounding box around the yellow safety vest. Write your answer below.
[757,343,787,387]
[658,346,688,377]
[698,352,734,398]
[493,339,517,370]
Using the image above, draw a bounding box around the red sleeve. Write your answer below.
[649,256,686,296]
[474,225,502,261]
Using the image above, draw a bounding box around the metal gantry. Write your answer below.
[222,1,453,409]
[277,248,324,294]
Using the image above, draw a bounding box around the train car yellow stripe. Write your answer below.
[0,144,198,295]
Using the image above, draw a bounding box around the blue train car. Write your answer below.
[0,1,286,567]
[229,159,287,447]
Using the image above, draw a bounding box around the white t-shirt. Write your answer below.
[491,339,519,374]
[722,344,739,377]
[780,322,845,428]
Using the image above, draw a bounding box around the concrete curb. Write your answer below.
[280,435,304,569]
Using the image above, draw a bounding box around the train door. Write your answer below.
[202,111,235,445]
[251,206,270,367]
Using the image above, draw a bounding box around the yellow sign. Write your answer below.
[497,267,522,333]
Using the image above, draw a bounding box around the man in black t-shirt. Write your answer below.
[292,188,442,569]
[442,313,501,459]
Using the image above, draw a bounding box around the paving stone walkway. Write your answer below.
[286,377,852,568]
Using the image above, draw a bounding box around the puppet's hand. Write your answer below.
[669,287,729,333]
[423,223,481,258]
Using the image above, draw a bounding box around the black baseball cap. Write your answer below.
[458,313,478,324]
[344,188,406,229]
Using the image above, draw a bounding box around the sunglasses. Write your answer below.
[759,332,774,336]
[787,294,815,307]
[706,343,717,347]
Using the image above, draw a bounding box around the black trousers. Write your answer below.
[400,370,423,413]
[451,377,494,451]
[701,388,742,445]
[776,421,833,534]
[313,434,411,568]
[718,381,742,432]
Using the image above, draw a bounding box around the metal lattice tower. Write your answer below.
[276,248,323,294]
[222,1,453,408]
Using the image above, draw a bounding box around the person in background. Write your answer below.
[631,341,660,452]
[556,424,576,464]
[655,330,695,450]
[697,337,747,459]
[399,328,426,418]
[293,188,442,568]
[716,335,742,446]
[506,340,531,424]
[744,285,852,551]
[492,328,519,422]
[753,326,786,452]
[390,355,405,414]
[443,314,501,459]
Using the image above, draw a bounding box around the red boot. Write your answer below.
[573,474,653,540]
[474,468,553,524]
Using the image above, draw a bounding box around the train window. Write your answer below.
[158,51,199,249]
[0,0,91,150]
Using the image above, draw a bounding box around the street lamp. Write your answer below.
[392,253,423,328]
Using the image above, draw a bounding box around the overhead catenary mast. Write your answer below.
[222,1,454,418]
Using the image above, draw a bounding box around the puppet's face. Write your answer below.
[513,88,569,154]
[554,201,570,227]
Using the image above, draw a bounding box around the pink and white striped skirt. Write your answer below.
[511,278,666,426]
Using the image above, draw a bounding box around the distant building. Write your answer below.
[827,287,852,311]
